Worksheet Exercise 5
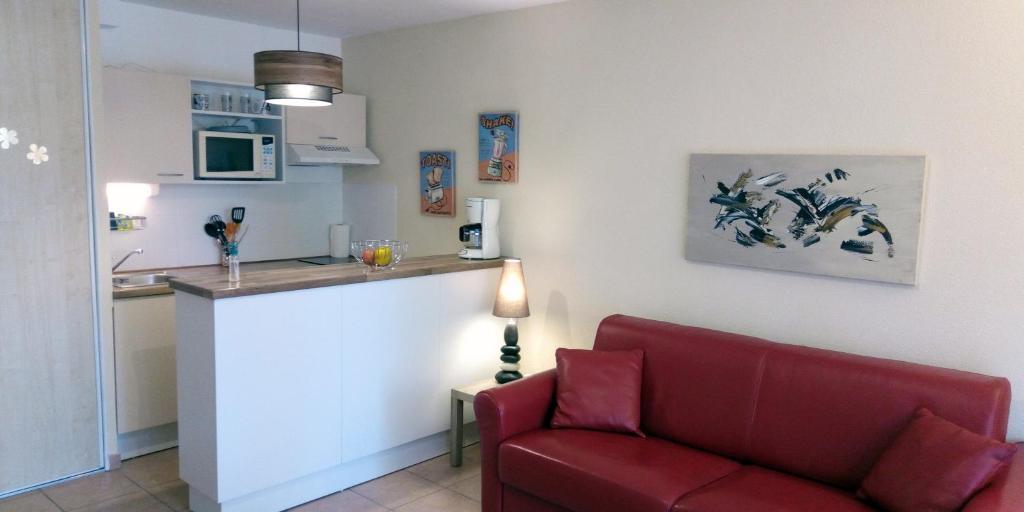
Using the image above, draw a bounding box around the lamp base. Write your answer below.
[495,320,523,384]
[495,370,523,384]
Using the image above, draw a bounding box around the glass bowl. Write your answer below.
[351,240,408,271]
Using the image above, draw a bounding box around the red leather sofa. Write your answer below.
[474,314,1022,512]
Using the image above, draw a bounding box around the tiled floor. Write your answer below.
[0,445,482,512]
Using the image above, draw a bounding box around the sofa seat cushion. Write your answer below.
[499,429,740,512]
[673,466,878,512]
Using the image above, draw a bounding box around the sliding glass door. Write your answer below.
[0,0,103,495]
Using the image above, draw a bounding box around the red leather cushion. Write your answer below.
[747,345,1012,489]
[502,486,573,512]
[673,466,876,512]
[594,315,771,460]
[551,347,644,436]
[499,429,740,512]
[858,408,1017,512]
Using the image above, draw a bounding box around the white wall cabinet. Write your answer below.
[102,68,193,183]
[113,295,178,434]
[285,93,366,146]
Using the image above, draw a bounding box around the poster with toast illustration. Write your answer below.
[420,150,456,216]
[478,112,519,183]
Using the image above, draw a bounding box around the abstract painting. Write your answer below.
[420,150,456,216]
[478,112,518,183]
[686,154,925,285]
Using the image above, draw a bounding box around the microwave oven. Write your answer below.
[194,131,277,180]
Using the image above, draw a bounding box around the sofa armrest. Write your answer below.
[962,443,1024,512]
[473,369,557,512]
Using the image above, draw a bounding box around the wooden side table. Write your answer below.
[450,377,525,467]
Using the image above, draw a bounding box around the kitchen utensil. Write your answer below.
[225,223,237,241]
[204,222,219,239]
[231,207,245,224]
[208,216,228,244]
[350,240,408,272]
[235,225,249,244]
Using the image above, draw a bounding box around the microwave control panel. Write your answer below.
[261,136,276,172]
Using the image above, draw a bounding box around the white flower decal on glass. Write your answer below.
[26,144,48,165]
[0,127,18,149]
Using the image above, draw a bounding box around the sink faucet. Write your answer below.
[112,248,143,272]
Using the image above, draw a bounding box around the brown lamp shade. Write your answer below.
[493,259,530,319]
[254,50,342,106]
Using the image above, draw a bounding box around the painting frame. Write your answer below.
[478,112,519,183]
[685,154,925,285]
[420,150,456,217]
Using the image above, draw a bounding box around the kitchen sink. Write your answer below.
[112,272,172,288]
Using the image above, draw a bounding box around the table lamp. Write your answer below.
[493,258,529,384]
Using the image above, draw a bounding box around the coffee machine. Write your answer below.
[458,198,500,259]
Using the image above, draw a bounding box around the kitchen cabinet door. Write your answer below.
[113,295,178,433]
[286,93,366,146]
[102,68,193,183]
[339,276,442,462]
[437,268,503,424]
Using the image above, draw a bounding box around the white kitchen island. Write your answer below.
[169,255,504,512]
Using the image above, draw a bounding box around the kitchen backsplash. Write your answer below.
[108,183,344,272]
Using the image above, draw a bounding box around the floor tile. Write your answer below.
[351,471,442,509]
[406,454,480,487]
[290,490,388,512]
[461,444,481,461]
[448,474,481,502]
[0,491,61,512]
[148,480,188,512]
[394,489,480,512]
[69,491,171,512]
[42,472,141,511]
[120,450,180,490]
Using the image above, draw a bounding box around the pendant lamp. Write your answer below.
[254,0,342,107]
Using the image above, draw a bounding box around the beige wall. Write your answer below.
[343,0,1024,438]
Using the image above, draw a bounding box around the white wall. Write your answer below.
[343,0,1024,438]
[99,0,345,270]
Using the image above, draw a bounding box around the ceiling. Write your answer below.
[120,0,567,38]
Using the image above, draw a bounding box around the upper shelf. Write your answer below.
[191,109,283,120]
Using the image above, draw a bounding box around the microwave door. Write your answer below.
[205,137,255,173]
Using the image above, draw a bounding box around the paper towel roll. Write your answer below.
[329,224,351,258]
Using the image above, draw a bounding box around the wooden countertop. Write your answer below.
[113,259,320,299]
[168,254,505,300]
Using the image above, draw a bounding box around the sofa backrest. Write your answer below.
[593,314,1011,489]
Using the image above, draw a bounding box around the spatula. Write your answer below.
[231,207,245,224]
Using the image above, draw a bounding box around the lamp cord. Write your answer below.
[296,0,300,51]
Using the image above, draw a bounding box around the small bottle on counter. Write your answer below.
[226,243,240,283]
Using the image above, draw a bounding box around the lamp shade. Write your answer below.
[493,259,530,318]
[254,50,342,106]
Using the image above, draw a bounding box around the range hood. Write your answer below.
[286,143,380,166]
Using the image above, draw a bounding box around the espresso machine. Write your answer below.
[458,198,500,259]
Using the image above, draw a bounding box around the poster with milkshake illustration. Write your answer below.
[478,112,519,183]
[420,150,456,216]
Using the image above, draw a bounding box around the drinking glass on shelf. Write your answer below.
[240,94,251,114]
[192,93,210,110]
[251,99,266,115]
[221,91,233,112]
